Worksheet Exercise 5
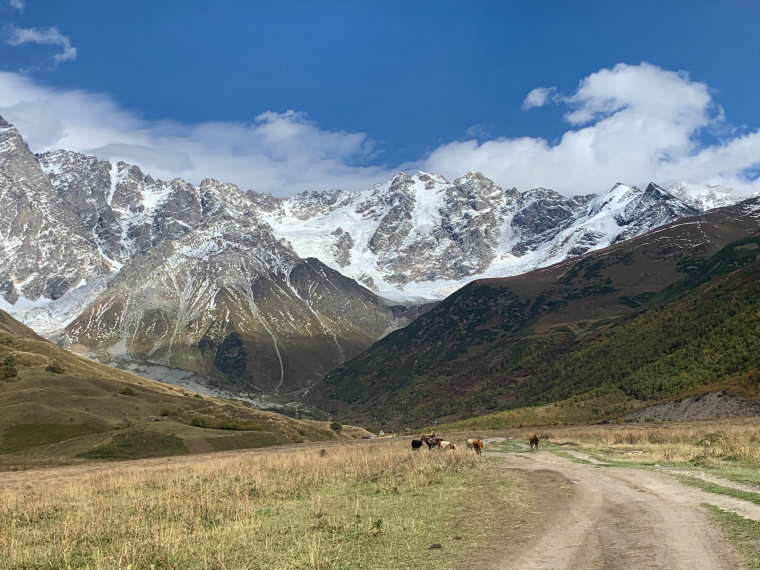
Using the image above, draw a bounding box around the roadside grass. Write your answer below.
[705,505,760,569]
[676,476,760,505]
[518,420,760,475]
[478,422,760,485]
[0,441,514,570]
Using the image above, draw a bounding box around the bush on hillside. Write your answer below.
[45,360,65,374]
[0,363,17,378]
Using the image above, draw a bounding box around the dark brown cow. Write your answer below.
[472,439,484,455]
[421,434,446,450]
[528,434,540,451]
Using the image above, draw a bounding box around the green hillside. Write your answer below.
[310,202,760,429]
[0,312,366,468]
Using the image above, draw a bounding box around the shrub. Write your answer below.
[330,422,343,432]
[45,361,66,374]
[0,364,18,378]
[119,386,136,396]
[3,354,16,366]
[190,417,208,428]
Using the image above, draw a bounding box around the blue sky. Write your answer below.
[1,1,760,197]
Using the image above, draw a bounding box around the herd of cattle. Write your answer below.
[410,433,541,454]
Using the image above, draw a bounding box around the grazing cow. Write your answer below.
[472,439,484,455]
[439,440,453,450]
[466,438,478,450]
[411,439,423,451]
[421,435,445,450]
[528,434,540,451]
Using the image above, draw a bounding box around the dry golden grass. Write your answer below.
[0,440,503,570]
[530,418,760,467]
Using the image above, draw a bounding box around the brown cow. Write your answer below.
[528,433,540,451]
[472,439,484,455]
[420,434,442,450]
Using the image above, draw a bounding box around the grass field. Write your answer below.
[472,418,760,487]
[0,440,515,570]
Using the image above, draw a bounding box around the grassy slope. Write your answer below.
[0,312,367,467]
[312,204,760,429]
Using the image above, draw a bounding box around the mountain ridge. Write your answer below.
[0,114,752,400]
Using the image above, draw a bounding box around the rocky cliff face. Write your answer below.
[0,119,111,307]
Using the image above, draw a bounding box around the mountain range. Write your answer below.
[0,114,756,407]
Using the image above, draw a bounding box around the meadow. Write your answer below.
[0,440,515,570]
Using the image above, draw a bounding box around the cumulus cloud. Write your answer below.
[522,86,557,110]
[425,62,760,197]
[0,63,758,198]
[0,71,394,195]
[6,26,77,63]
[9,0,25,13]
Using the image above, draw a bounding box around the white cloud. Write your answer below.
[0,63,758,199]
[522,86,557,110]
[425,62,760,197]
[9,0,25,13]
[6,26,77,63]
[0,71,395,196]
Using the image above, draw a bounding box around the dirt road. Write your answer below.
[466,447,758,570]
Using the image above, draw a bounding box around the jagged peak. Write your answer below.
[644,181,672,196]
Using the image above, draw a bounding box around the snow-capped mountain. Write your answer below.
[0,118,112,316]
[0,117,420,392]
[62,216,415,393]
[666,181,749,212]
[261,174,699,301]
[0,114,740,394]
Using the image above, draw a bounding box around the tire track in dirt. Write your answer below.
[466,450,752,570]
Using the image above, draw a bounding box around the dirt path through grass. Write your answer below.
[466,448,755,570]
